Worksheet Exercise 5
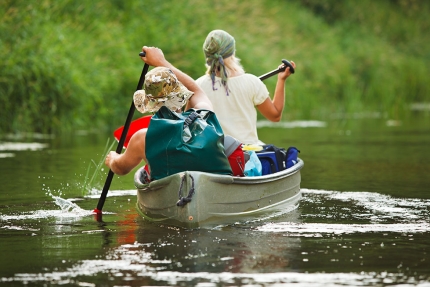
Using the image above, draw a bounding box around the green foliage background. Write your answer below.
[1,0,429,134]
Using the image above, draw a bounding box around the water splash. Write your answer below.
[0,197,93,222]
[53,196,86,213]
[0,196,94,223]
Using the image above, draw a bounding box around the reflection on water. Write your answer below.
[257,120,327,128]
[300,189,430,224]
[0,142,48,159]
[3,242,424,286]
[1,189,429,286]
[261,188,430,235]
[0,142,48,151]
[259,222,430,234]
[1,115,429,286]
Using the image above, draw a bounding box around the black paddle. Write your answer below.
[259,59,295,81]
[94,53,149,215]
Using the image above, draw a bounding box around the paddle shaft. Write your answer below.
[95,62,149,212]
[259,59,294,81]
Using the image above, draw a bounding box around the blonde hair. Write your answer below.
[205,54,245,77]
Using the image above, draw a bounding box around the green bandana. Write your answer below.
[203,30,235,95]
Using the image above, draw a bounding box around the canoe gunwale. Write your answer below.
[135,158,304,190]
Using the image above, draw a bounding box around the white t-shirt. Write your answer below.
[196,74,269,144]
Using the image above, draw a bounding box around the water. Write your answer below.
[1,112,430,286]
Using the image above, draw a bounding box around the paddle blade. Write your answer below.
[113,115,152,148]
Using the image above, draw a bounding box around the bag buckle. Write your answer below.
[183,111,200,130]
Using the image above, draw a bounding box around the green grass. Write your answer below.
[1,0,429,134]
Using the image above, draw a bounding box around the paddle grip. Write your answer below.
[139,52,146,57]
[282,59,295,74]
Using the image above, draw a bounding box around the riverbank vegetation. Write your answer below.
[1,0,429,133]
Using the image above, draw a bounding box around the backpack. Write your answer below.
[146,106,232,180]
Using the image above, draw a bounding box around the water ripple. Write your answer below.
[2,241,429,286]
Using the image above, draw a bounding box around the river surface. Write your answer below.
[1,111,429,286]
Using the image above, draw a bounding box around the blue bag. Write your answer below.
[286,147,300,168]
[256,152,278,175]
[258,144,287,171]
[256,145,300,172]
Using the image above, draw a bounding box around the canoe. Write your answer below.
[134,158,304,228]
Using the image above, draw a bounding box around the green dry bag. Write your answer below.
[145,106,232,180]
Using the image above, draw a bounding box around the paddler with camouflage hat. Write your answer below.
[133,66,194,113]
[105,46,213,176]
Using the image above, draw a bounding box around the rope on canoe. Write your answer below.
[176,174,195,207]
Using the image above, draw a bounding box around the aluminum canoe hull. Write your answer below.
[134,159,304,228]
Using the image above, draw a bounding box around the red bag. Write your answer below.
[228,146,245,176]
[224,136,245,176]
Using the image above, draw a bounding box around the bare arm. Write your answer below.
[141,46,213,111]
[257,61,296,122]
[105,129,147,175]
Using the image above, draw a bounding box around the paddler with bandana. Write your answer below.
[196,30,296,145]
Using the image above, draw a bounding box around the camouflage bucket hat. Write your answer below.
[133,67,194,113]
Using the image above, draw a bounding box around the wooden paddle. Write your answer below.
[94,55,149,215]
[113,59,294,148]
